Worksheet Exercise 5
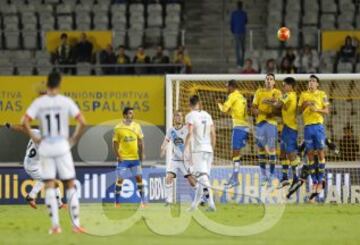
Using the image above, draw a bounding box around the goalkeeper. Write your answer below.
[286,138,339,199]
[218,80,250,188]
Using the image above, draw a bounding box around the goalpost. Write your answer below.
[165,74,360,204]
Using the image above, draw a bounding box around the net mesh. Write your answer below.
[173,78,360,165]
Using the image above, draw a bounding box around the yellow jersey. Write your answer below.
[252,88,282,125]
[218,90,249,127]
[112,121,144,160]
[281,91,298,130]
[298,90,329,126]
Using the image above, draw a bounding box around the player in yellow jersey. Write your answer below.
[267,77,300,189]
[112,107,145,208]
[252,73,282,187]
[298,75,329,201]
[218,80,249,188]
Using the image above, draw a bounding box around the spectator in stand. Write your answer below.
[295,44,319,73]
[99,44,117,75]
[339,124,359,161]
[279,57,296,73]
[174,50,192,73]
[339,36,357,63]
[55,33,74,74]
[74,33,93,63]
[230,1,247,67]
[133,46,150,74]
[116,45,130,74]
[240,58,257,74]
[152,45,170,74]
[263,58,278,74]
[282,47,297,66]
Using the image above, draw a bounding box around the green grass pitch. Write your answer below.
[0,204,360,245]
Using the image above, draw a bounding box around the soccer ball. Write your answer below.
[277,27,290,42]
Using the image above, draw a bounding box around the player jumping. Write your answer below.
[5,123,64,209]
[252,73,282,187]
[265,77,300,189]
[185,95,216,212]
[297,75,330,202]
[160,111,197,205]
[218,80,249,188]
[22,72,86,234]
[113,107,145,208]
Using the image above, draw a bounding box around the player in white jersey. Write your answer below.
[184,95,216,212]
[22,72,86,235]
[160,111,196,205]
[5,123,64,209]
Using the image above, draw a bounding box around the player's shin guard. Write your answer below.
[114,181,122,204]
[29,180,44,199]
[45,188,59,228]
[290,157,300,181]
[258,152,267,178]
[269,154,276,176]
[66,187,80,228]
[165,182,174,204]
[281,160,289,181]
[308,161,318,185]
[317,160,326,184]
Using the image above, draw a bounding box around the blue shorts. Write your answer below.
[280,125,298,154]
[255,121,277,150]
[304,124,326,150]
[116,160,142,179]
[232,126,249,150]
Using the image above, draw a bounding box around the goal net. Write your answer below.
[165,74,360,204]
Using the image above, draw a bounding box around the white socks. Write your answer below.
[191,175,215,210]
[55,187,63,207]
[66,187,80,228]
[45,188,59,228]
[165,182,174,204]
[29,180,44,199]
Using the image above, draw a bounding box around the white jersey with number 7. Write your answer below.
[185,110,214,153]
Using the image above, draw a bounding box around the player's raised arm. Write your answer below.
[5,123,28,135]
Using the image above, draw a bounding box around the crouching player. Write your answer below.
[5,123,64,209]
[113,107,145,208]
[160,111,197,205]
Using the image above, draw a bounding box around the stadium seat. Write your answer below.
[4,31,20,50]
[0,3,17,15]
[110,4,127,15]
[337,13,354,25]
[75,3,91,15]
[148,15,163,27]
[76,62,93,75]
[285,1,301,12]
[57,16,73,30]
[321,0,337,13]
[92,3,109,15]
[62,0,79,7]
[166,3,181,15]
[165,14,180,26]
[56,4,73,15]
[76,13,91,30]
[337,61,354,73]
[44,0,60,4]
[0,58,14,75]
[148,3,162,16]
[337,22,354,30]
[18,4,36,14]
[267,10,282,24]
[145,27,162,46]
[128,29,143,49]
[162,28,178,49]
[302,11,319,26]
[355,15,360,28]
[36,4,53,16]
[113,31,127,47]
[22,32,38,50]
[129,3,144,14]
[93,15,109,30]
[284,12,300,26]
[266,28,281,48]
[302,27,318,47]
[321,14,336,29]
[36,58,53,75]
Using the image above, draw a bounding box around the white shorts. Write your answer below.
[40,151,76,180]
[191,152,213,176]
[166,160,191,178]
[24,158,41,180]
